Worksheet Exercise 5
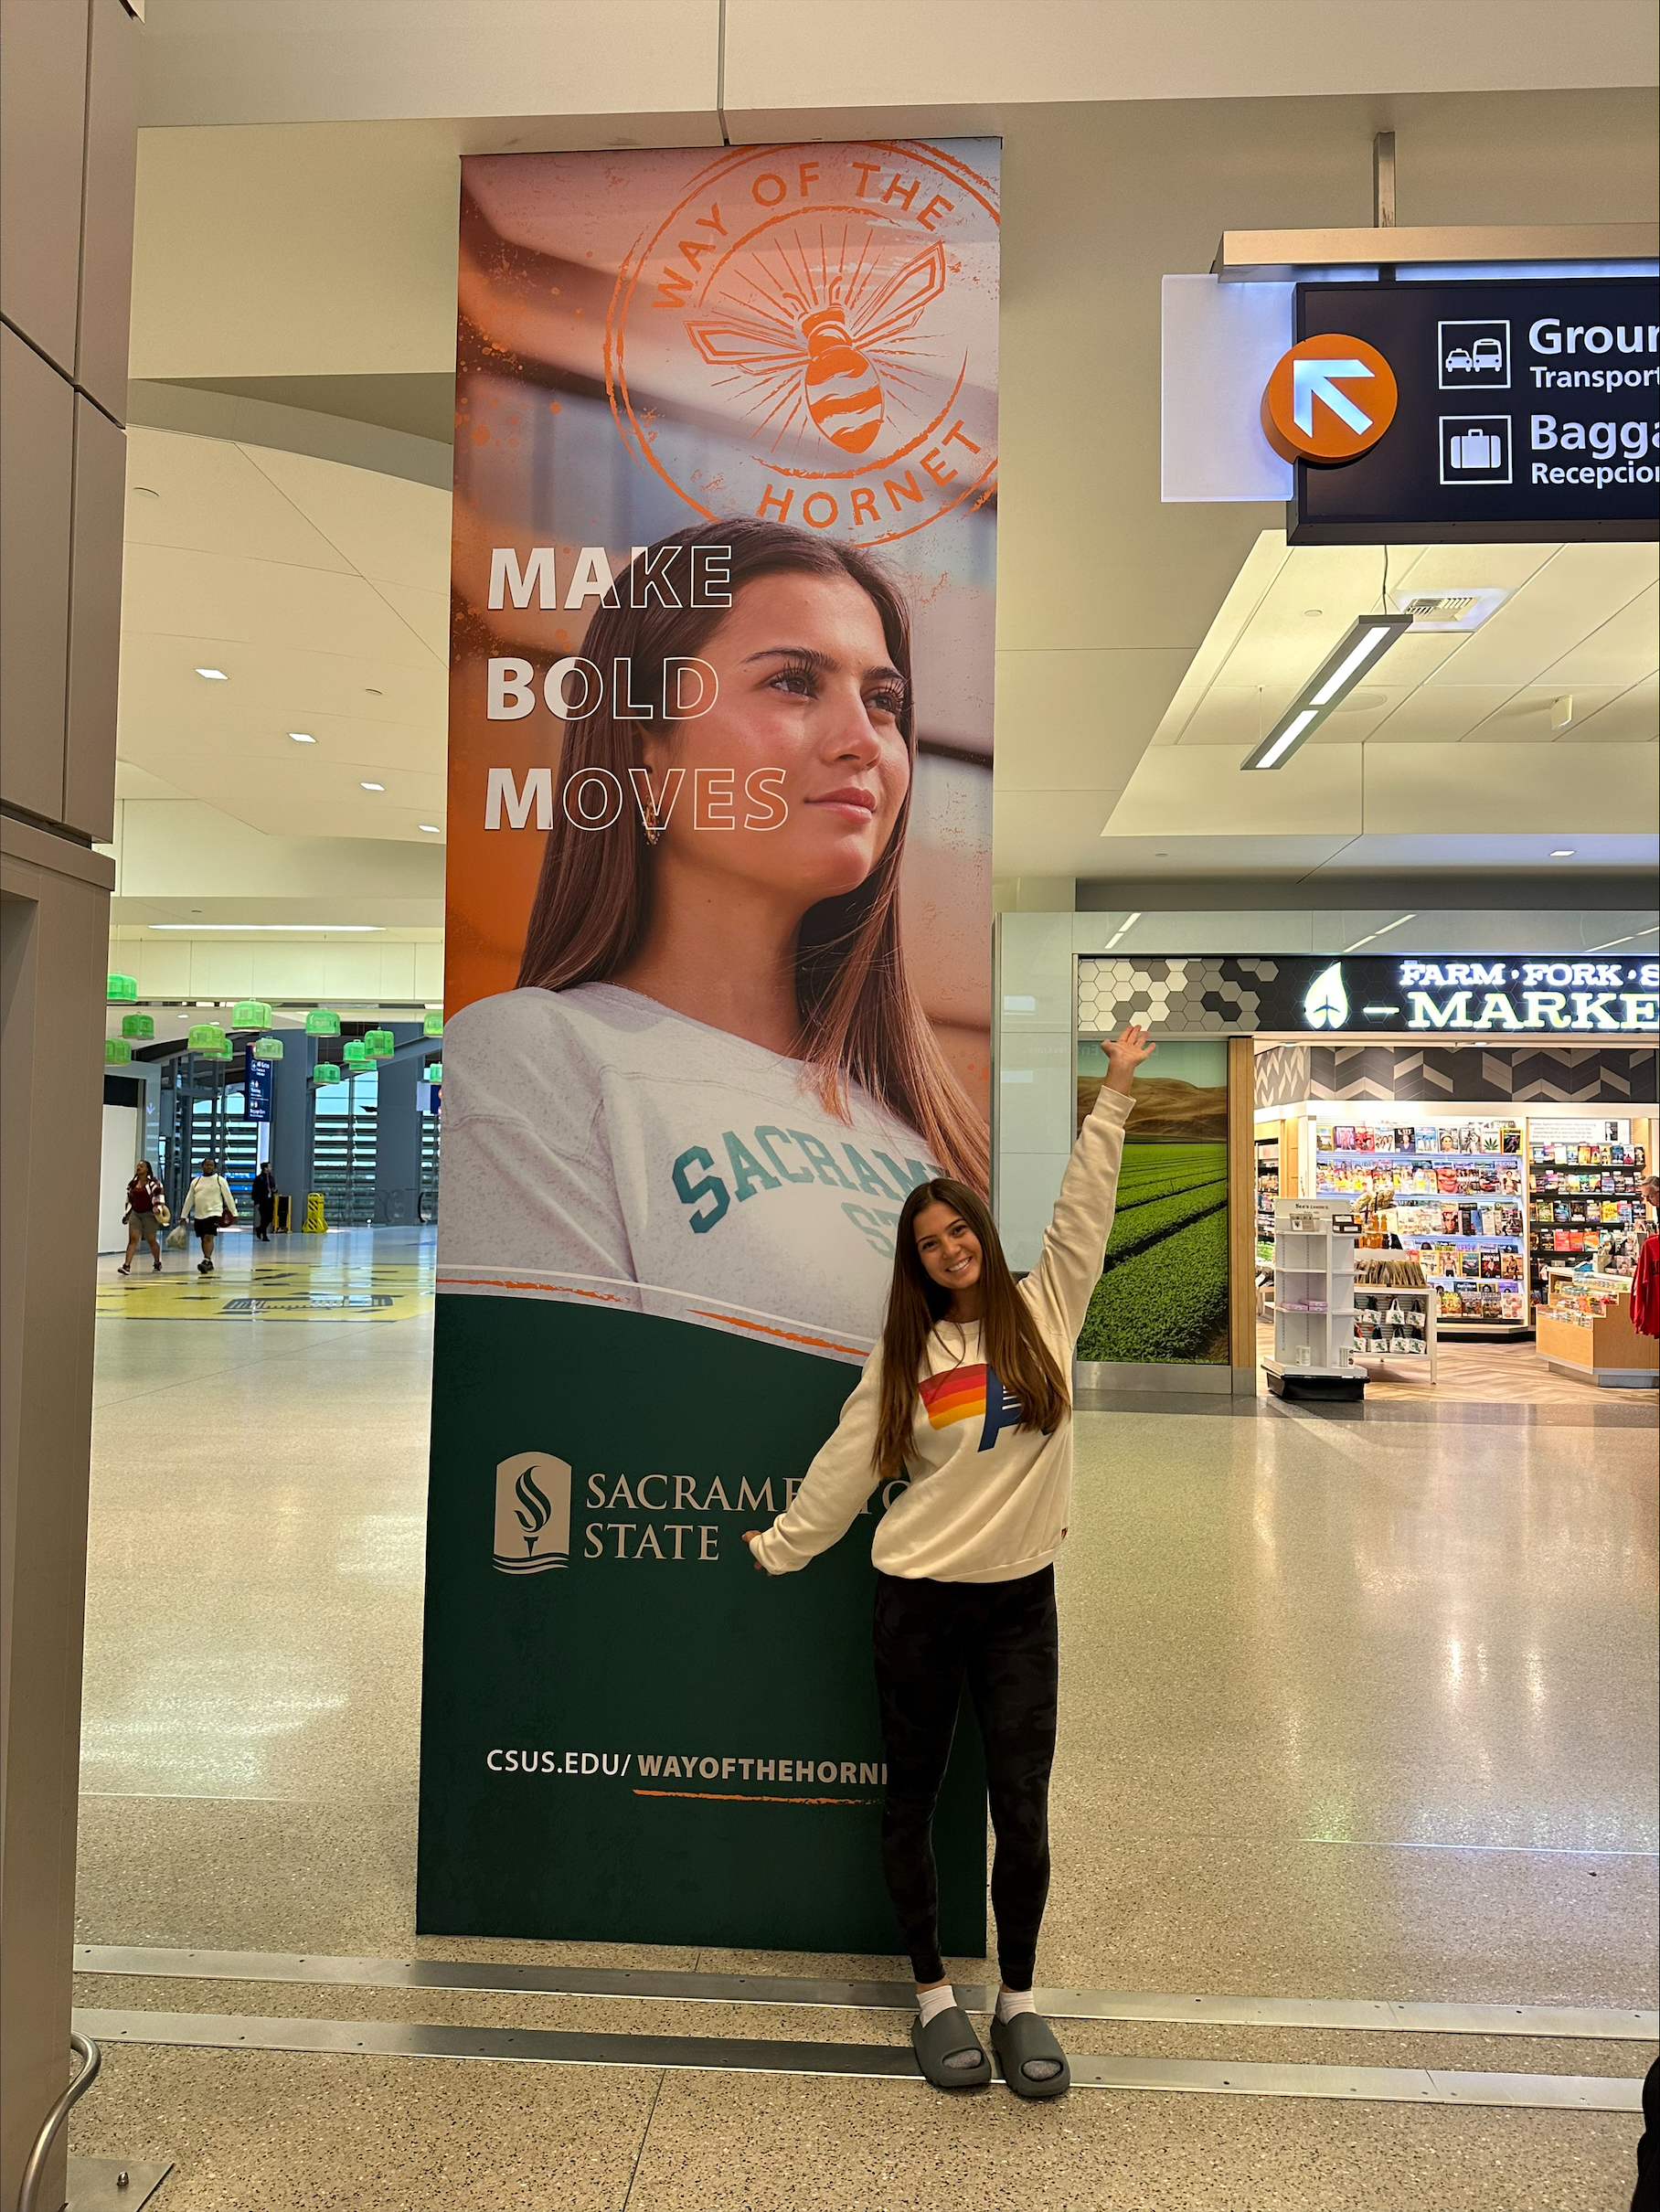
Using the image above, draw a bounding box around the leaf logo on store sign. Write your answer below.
[1304,964,1350,1029]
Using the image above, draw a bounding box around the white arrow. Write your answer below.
[1293,357,1375,436]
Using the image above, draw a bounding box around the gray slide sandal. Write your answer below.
[991,2010,1071,2098]
[910,2006,993,2089]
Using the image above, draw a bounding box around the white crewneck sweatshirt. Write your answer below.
[749,1083,1133,1585]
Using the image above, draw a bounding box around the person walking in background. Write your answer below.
[181,1155,235,1274]
[118,1161,168,1274]
[1631,1175,1660,1340]
[252,1161,277,1243]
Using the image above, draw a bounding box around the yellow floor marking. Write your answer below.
[98,1249,434,1324]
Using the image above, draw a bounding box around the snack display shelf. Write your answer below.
[1316,1121,1527,1335]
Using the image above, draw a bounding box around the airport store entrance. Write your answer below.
[1073,952,1658,1404]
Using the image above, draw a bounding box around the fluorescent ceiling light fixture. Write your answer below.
[1342,913,1417,953]
[148,923,385,932]
[1241,612,1414,771]
[1588,928,1657,951]
[1104,910,1143,949]
[195,666,228,680]
[361,781,385,792]
[1549,848,1575,857]
[290,731,315,743]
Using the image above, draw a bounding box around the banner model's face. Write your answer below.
[642,569,911,910]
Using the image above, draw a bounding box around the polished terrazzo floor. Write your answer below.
[71,1228,1657,2207]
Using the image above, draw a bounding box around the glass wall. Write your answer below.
[313,1071,378,1227]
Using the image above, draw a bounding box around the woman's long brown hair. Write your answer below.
[515,516,986,1189]
[875,1179,1069,1480]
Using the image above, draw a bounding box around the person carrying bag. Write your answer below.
[118,1162,169,1274]
[180,1155,236,1275]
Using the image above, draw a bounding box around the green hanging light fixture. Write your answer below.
[121,1013,154,1040]
[305,1007,342,1037]
[422,1007,444,1037]
[364,1027,395,1058]
[107,973,138,1001]
[342,1038,369,1067]
[424,1061,442,1083]
[312,1060,343,1085]
[104,1037,132,1065]
[187,1023,229,1053]
[232,998,273,1028]
[250,1035,284,1060]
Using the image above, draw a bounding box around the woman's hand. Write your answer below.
[741,1529,769,1573]
[1101,1022,1155,1096]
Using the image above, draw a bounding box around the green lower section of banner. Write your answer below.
[417,1295,987,1954]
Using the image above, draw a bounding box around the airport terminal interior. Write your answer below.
[3,7,1658,2210]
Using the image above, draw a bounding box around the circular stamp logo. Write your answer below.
[606,144,999,547]
[1261,334,1398,464]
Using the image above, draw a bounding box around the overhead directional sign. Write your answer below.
[1288,275,1660,544]
[1261,335,1398,463]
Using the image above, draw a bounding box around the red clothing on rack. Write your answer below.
[1633,1234,1660,1339]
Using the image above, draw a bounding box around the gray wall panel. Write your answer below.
[0,0,89,375]
[64,395,125,840]
[75,0,140,420]
[0,325,74,824]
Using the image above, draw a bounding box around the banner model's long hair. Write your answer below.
[516,516,987,1191]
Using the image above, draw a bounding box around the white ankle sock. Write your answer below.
[996,1987,1037,2024]
[916,1983,957,2026]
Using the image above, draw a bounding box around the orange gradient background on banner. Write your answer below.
[443,141,999,1111]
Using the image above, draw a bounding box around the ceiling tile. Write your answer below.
[124,426,354,570]
[240,442,452,591]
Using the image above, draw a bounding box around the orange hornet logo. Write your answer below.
[687,252,947,457]
[1261,335,1398,463]
[606,143,999,548]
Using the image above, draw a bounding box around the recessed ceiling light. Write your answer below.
[365,687,383,697]
[1549,849,1575,858]
[418,824,442,834]
[361,782,385,792]
[196,667,228,681]
[133,485,160,499]
[1304,608,1323,616]
[290,731,315,744]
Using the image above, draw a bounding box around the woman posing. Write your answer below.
[180,1156,235,1274]
[118,1161,167,1274]
[745,1023,1154,2096]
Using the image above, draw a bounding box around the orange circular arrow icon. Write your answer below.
[1261,335,1398,463]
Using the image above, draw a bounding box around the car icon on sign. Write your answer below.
[1444,346,1474,372]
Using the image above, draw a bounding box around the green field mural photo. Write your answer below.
[1075,1041,1230,1366]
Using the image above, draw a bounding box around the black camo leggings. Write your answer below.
[872,1565,1059,1991]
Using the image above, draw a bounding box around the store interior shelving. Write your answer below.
[1255,1135,1279,1267]
[1527,1129,1647,1312]
[1314,1118,1528,1335]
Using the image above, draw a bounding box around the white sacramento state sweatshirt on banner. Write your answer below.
[439,984,952,1359]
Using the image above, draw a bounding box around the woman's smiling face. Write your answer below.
[640,568,911,909]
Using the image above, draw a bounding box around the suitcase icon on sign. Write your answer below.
[1450,429,1500,471]
[1439,415,1511,485]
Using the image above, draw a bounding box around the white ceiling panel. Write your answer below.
[122,542,440,664]
[1564,672,1660,743]
[1356,684,1518,745]
[242,442,452,591]
[1425,543,1658,689]
[126,426,355,569]
[1533,583,1659,694]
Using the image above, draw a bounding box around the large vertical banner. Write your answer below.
[418,143,999,1949]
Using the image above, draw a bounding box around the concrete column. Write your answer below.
[267,1033,315,1216]
[373,1026,424,1226]
[1,0,139,2197]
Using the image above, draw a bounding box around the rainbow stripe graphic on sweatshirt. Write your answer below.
[919,1364,1025,1453]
